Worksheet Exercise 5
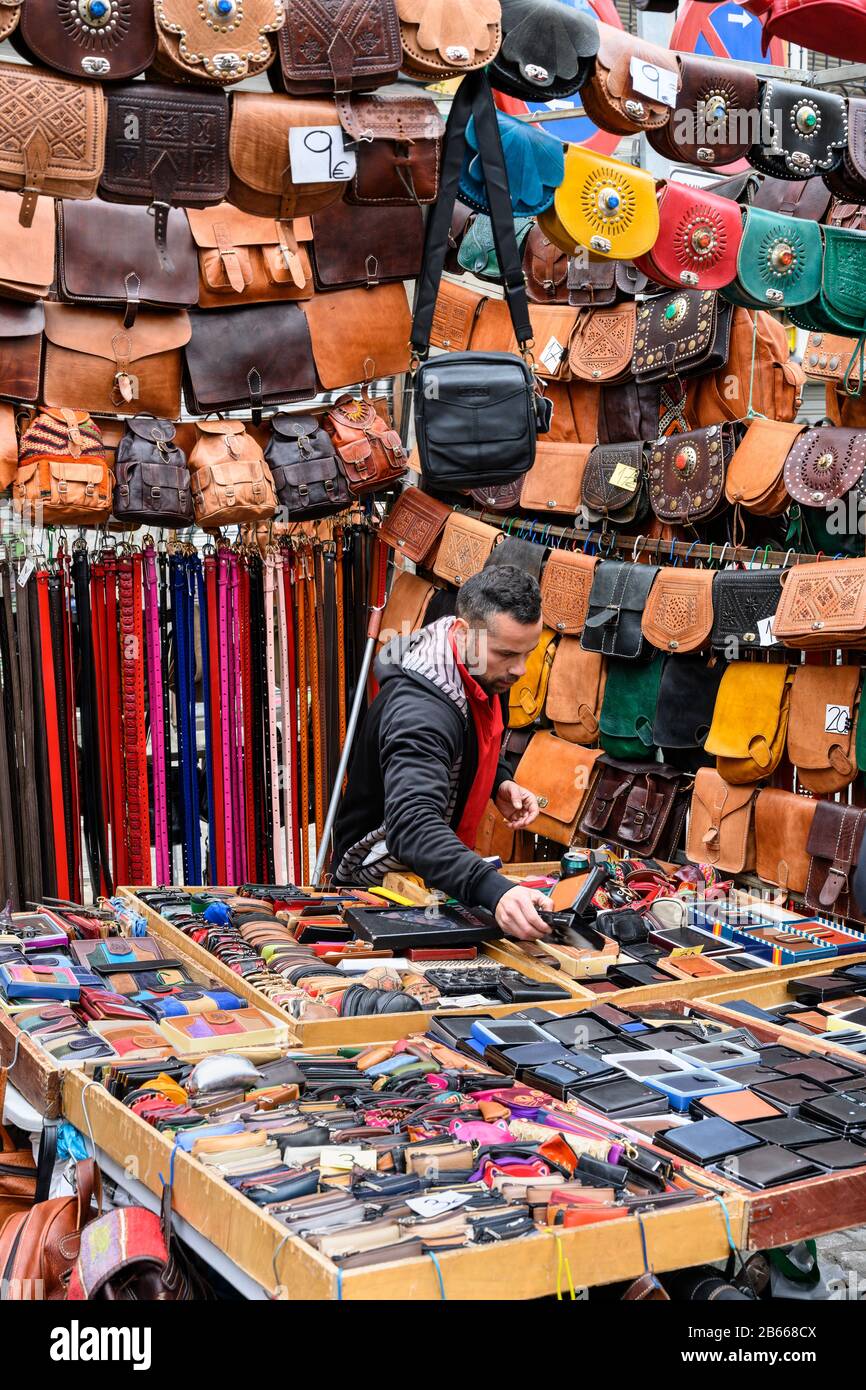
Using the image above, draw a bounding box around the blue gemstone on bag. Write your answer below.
[216,0,234,13]
[89,0,108,15]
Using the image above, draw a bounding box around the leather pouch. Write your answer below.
[303,283,411,389]
[648,54,759,167]
[748,81,847,180]
[773,558,866,650]
[457,213,534,281]
[265,414,349,520]
[753,175,831,219]
[686,768,756,873]
[340,93,444,205]
[784,427,866,508]
[581,442,647,526]
[187,205,313,308]
[273,0,401,95]
[641,569,715,654]
[430,281,486,352]
[789,226,866,344]
[539,550,598,635]
[523,226,568,304]
[15,409,111,526]
[566,256,616,307]
[378,572,435,646]
[635,181,742,292]
[312,199,424,290]
[806,801,866,925]
[489,0,598,101]
[113,416,192,528]
[581,22,679,136]
[188,420,277,528]
[378,487,451,564]
[58,198,198,322]
[184,303,316,417]
[520,443,590,516]
[396,0,501,80]
[0,191,53,299]
[42,303,190,418]
[568,304,635,384]
[513,732,602,846]
[508,628,557,729]
[633,290,732,384]
[704,662,793,784]
[324,393,406,497]
[786,664,860,794]
[581,560,660,661]
[648,423,736,524]
[0,60,104,227]
[228,93,346,221]
[550,145,659,260]
[16,0,155,78]
[599,654,663,760]
[579,756,689,859]
[710,569,784,654]
[546,640,606,745]
[153,0,282,84]
[466,478,524,512]
[652,654,726,763]
[0,300,43,404]
[725,418,805,514]
[723,207,822,311]
[458,109,563,218]
[755,787,817,894]
[803,331,862,391]
[432,512,499,586]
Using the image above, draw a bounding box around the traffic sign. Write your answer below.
[671,1,787,65]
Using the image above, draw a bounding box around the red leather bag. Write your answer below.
[634,182,742,293]
[742,0,866,63]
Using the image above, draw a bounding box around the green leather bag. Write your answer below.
[789,225,866,393]
[599,653,663,761]
[457,213,535,279]
[722,207,822,312]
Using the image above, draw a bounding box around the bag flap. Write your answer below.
[49,459,106,483]
[692,768,755,825]
[668,55,758,163]
[735,207,822,308]
[581,442,644,512]
[520,442,591,513]
[137,459,187,487]
[514,732,601,825]
[596,23,678,93]
[634,289,718,376]
[187,204,312,250]
[338,93,444,143]
[433,513,499,582]
[509,628,556,714]
[711,569,784,647]
[726,417,805,505]
[568,303,636,381]
[546,639,605,726]
[125,416,177,444]
[0,189,53,286]
[587,559,659,616]
[461,111,564,216]
[269,413,328,443]
[395,0,501,66]
[648,423,731,522]
[783,427,866,506]
[648,182,742,289]
[204,459,266,487]
[378,486,450,556]
[274,453,340,485]
[303,283,411,388]
[0,60,104,187]
[0,299,44,339]
[555,145,658,260]
[821,225,866,333]
[566,256,615,296]
[759,81,847,177]
[196,419,247,437]
[539,548,597,632]
[641,569,715,653]
[230,94,341,196]
[775,559,866,639]
[807,801,866,873]
[600,656,662,742]
[705,663,790,761]
[43,303,191,361]
[380,571,434,641]
[338,439,373,464]
[787,664,860,770]
[431,281,486,352]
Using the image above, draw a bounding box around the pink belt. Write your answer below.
[217,549,235,882]
[143,545,170,884]
[230,553,247,882]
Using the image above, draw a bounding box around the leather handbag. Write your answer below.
[742,0,866,69]
[0,60,105,227]
[686,768,756,874]
[312,199,424,289]
[805,801,866,925]
[513,732,602,846]
[704,661,792,784]
[42,303,191,418]
[519,442,590,516]
[457,213,534,279]
[710,568,784,654]
[825,98,866,202]
[411,73,548,493]
[378,487,451,564]
[568,303,635,384]
[633,290,733,384]
[748,81,847,181]
[340,93,444,205]
[581,442,648,527]
[523,226,569,303]
[787,664,860,794]
[508,627,557,728]
[378,570,435,646]
[788,228,866,369]
[579,756,689,860]
[755,787,816,894]
[0,1158,100,1301]
[0,300,43,403]
[784,427,866,508]
[753,172,832,219]
[488,0,598,100]
[184,303,316,417]
[565,256,616,307]
[15,408,112,526]
[14,0,155,78]
[113,415,193,528]
[647,54,759,167]
[465,479,524,512]
[324,393,407,496]
[0,189,53,299]
[186,206,313,308]
[57,198,198,324]
[548,145,658,260]
[432,512,499,586]
[648,423,737,524]
[803,331,862,392]
[467,300,575,381]
[188,420,277,528]
[458,109,564,217]
[265,413,350,520]
[539,550,598,637]
[581,560,660,661]
[152,0,282,84]
[686,306,803,428]
[304,283,411,390]
[273,0,401,95]
[0,0,19,43]
[228,93,346,221]
[773,558,866,650]
[395,0,502,81]
[652,654,726,767]
[599,654,663,760]
[641,568,715,654]
[725,418,806,515]
[581,22,679,136]
[546,639,606,745]
[634,182,742,293]
[723,207,822,311]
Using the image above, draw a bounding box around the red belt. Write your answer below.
[103,552,128,886]
[205,552,226,884]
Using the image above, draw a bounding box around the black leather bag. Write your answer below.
[710,569,783,654]
[580,560,660,661]
[265,414,350,520]
[488,0,599,100]
[652,654,727,770]
[748,81,847,181]
[113,416,193,527]
[411,71,549,491]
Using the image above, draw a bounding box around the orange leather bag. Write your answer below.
[186,206,314,308]
[686,307,804,426]
[188,419,277,528]
[14,408,112,525]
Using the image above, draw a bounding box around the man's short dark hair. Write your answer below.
[456,564,541,627]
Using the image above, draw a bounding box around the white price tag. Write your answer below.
[757,616,776,647]
[540,336,565,374]
[319,1146,376,1174]
[288,125,356,184]
[826,703,852,735]
[17,557,35,588]
[630,57,678,108]
[405,1190,472,1218]
[609,462,639,491]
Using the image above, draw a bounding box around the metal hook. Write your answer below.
[717,542,730,568]
[583,530,597,555]
[631,534,646,563]
[684,539,701,568]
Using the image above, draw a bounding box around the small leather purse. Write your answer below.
[0,60,105,227]
[710,569,784,654]
[522,226,569,303]
[599,655,663,760]
[508,628,557,728]
[773,558,866,650]
[228,93,346,221]
[0,300,43,404]
[546,640,606,745]
[378,571,435,647]
[113,416,192,528]
[539,550,598,635]
[784,427,866,508]
[57,198,199,323]
[686,769,757,874]
[805,801,866,926]
[754,787,817,894]
[396,0,501,80]
[704,662,793,784]
[458,110,564,217]
[186,206,313,308]
[566,257,616,307]
[153,0,282,84]
[183,303,316,419]
[580,442,648,527]
[549,145,658,260]
[378,487,451,565]
[265,414,350,521]
[457,214,535,280]
[324,394,406,497]
[312,200,424,290]
[786,664,860,794]
[647,54,759,167]
[465,479,524,513]
[519,442,590,515]
[581,560,660,661]
[513,732,602,846]
[725,418,806,515]
[188,420,277,528]
[340,93,444,206]
[641,569,715,654]
[633,290,733,384]
[42,303,191,418]
[634,182,742,293]
[15,409,112,526]
[579,757,689,860]
[722,207,822,311]
[489,0,597,100]
[581,22,679,136]
[430,281,487,351]
[432,512,499,586]
[647,423,737,524]
[14,0,155,78]
[747,81,847,180]
[272,0,401,95]
[568,304,636,385]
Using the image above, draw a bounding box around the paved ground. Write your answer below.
[817,1226,866,1293]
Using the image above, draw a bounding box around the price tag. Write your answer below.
[17,557,35,588]
[319,1146,376,1174]
[826,704,852,735]
[670,945,704,959]
[540,336,565,374]
[757,616,776,647]
[288,125,356,184]
[630,57,678,109]
[609,462,639,491]
[405,1190,472,1218]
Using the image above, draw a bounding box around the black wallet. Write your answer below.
[741,1115,837,1148]
[751,1077,831,1113]
[541,1015,619,1046]
[656,1117,762,1165]
[717,1144,824,1189]
[345,905,497,950]
[797,1139,866,1171]
[798,1093,866,1135]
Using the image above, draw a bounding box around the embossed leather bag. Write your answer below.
[704,662,792,784]
[805,801,866,925]
[43,303,190,418]
[312,199,424,289]
[340,93,444,205]
[378,487,451,564]
[581,442,648,527]
[153,0,283,84]
[755,787,816,894]
[747,81,847,181]
[113,416,193,528]
[634,182,742,293]
[0,0,19,43]
[633,290,732,384]
[523,226,568,303]
[188,420,277,527]
[725,418,805,515]
[514,732,602,845]
[788,229,866,388]
[489,0,598,100]
[265,413,349,520]
[581,560,660,661]
[187,205,313,308]
[184,303,316,417]
[774,559,866,650]
[457,213,534,280]
[432,512,499,586]
[803,331,862,391]
[0,300,43,404]
[787,664,860,794]
[648,55,758,168]
[519,442,590,516]
[15,409,111,526]
[568,304,635,384]
[783,427,866,508]
[582,22,678,136]
[546,639,606,745]
[14,0,156,78]
[429,281,487,352]
[723,207,822,311]
[0,60,105,227]
[600,654,663,759]
[396,0,501,80]
[710,569,784,654]
[228,93,346,221]
[540,550,598,635]
[58,198,198,324]
[641,568,715,655]
[324,393,406,496]
[0,190,53,299]
[579,757,689,859]
[648,423,736,524]
[273,0,401,95]
[549,145,658,260]
[686,769,756,874]
[465,478,524,512]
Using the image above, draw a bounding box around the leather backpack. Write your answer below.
[581,22,679,136]
[786,664,860,794]
[186,206,313,308]
[773,558,866,650]
[634,182,742,293]
[0,1076,55,1229]
[546,639,606,745]
[228,93,346,221]
[547,145,658,261]
[272,0,401,95]
[0,60,105,227]
[685,307,803,428]
[340,93,444,206]
[184,303,316,420]
[579,757,689,860]
[641,568,715,654]
[13,0,156,78]
[755,787,816,894]
[152,0,282,84]
[648,54,758,167]
[395,0,502,80]
[113,416,193,528]
[489,0,598,100]
[686,769,757,875]
[324,393,406,497]
[581,560,660,661]
[747,80,847,181]
[0,1158,100,1301]
[57,198,199,323]
[15,408,112,526]
[599,654,663,760]
[648,423,737,525]
[188,419,277,528]
[265,413,350,520]
[704,662,792,784]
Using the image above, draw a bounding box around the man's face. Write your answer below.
[457,612,544,695]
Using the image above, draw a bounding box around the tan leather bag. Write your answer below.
[786,664,860,793]
[188,419,277,528]
[0,61,104,227]
[773,558,866,650]
[686,307,804,427]
[568,303,636,384]
[0,1158,100,1302]
[378,487,451,564]
[228,93,346,220]
[432,513,499,586]
[755,787,817,894]
[396,0,501,80]
[303,284,411,389]
[725,417,806,516]
[581,24,679,136]
[475,800,516,862]
[41,303,190,418]
[546,639,606,745]
[186,206,313,308]
[152,0,282,84]
[686,768,756,873]
[513,731,602,845]
[508,627,557,729]
[15,408,112,526]
[0,189,53,299]
[430,281,487,352]
[539,550,598,634]
[378,570,435,647]
[0,402,18,490]
[641,569,715,655]
[520,442,590,515]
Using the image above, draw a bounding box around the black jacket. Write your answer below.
[332,617,514,912]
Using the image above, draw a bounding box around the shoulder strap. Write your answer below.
[411,72,533,359]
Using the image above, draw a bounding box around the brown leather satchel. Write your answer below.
[513,732,602,846]
[466,478,524,512]
[783,427,866,508]
[579,756,689,859]
[273,0,401,95]
[15,408,112,526]
[228,93,346,221]
[773,559,866,650]
[686,768,756,874]
[0,300,43,403]
[546,639,606,745]
[633,290,732,384]
[432,512,499,586]
[686,307,803,428]
[568,303,635,384]
[189,419,277,528]
[581,441,647,526]
[378,487,451,564]
[755,788,816,894]
[475,800,516,862]
[340,93,444,206]
[519,441,590,515]
[153,0,282,84]
[581,23,679,136]
[303,283,411,389]
[725,418,806,516]
[786,664,860,794]
[378,570,435,647]
[187,205,313,308]
[43,303,190,418]
[0,190,53,299]
[184,303,316,417]
[539,551,598,635]
[396,0,502,80]
[0,1072,45,1228]
[0,60,105,227]
[58,198,198,325]
[324,393,406,497]
[311,199,424,290]
[16,0,156,79]
[641,568,715,654]
[567,257,616,307]
[648,423,737,524]
[753,175,831,222]
[429,281,486,351]
[523,226,569,304]
[0,1158,100,1301]
[648,55,759,167]
[805,801,866,925]
[803,332,863,391]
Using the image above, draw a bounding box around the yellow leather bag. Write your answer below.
[544,146,659,261]
[704,662,793,785]
[508,627,557,728]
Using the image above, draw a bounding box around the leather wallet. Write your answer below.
[797,1139,866,1171]
[799,1093,866,1135]
[656,1116,762,1164]
[694,1091,782,1124]
[575,1077,669,1116]
[741,1116,836,1147]
[720,1144,825,1189]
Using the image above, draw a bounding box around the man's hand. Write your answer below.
[495,780,539,829]
[495,885,552,941]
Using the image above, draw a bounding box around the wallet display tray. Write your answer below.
[694,971,866,1069]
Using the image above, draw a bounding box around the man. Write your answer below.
[332,565,553,940]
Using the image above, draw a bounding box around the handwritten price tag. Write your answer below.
[826,704,851,735]
[630,57,678,109]
[288,125,357,184]
[609,462,639,491]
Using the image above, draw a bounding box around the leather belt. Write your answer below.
[230,551,247,883]
[238,555,255,880]
[72,546,113,897]
[28,569,55,899]
[206,550,226,883]
[296,545,310,885]
[0,562,20,906]
[103,551,129,886]
[48,569,77,899]
[217,549,235,882]
[158,547,174,884]
[196,554,217,885]
[14,565,42,903]
[306,543,325,852]
[144,545,170,885]
[118,553,150,884]
[281,548,300,881]
[264,552,281,882]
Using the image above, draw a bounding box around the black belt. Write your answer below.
[72,547,113,897]
[27,570,56,899]
[15,569,42,904]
